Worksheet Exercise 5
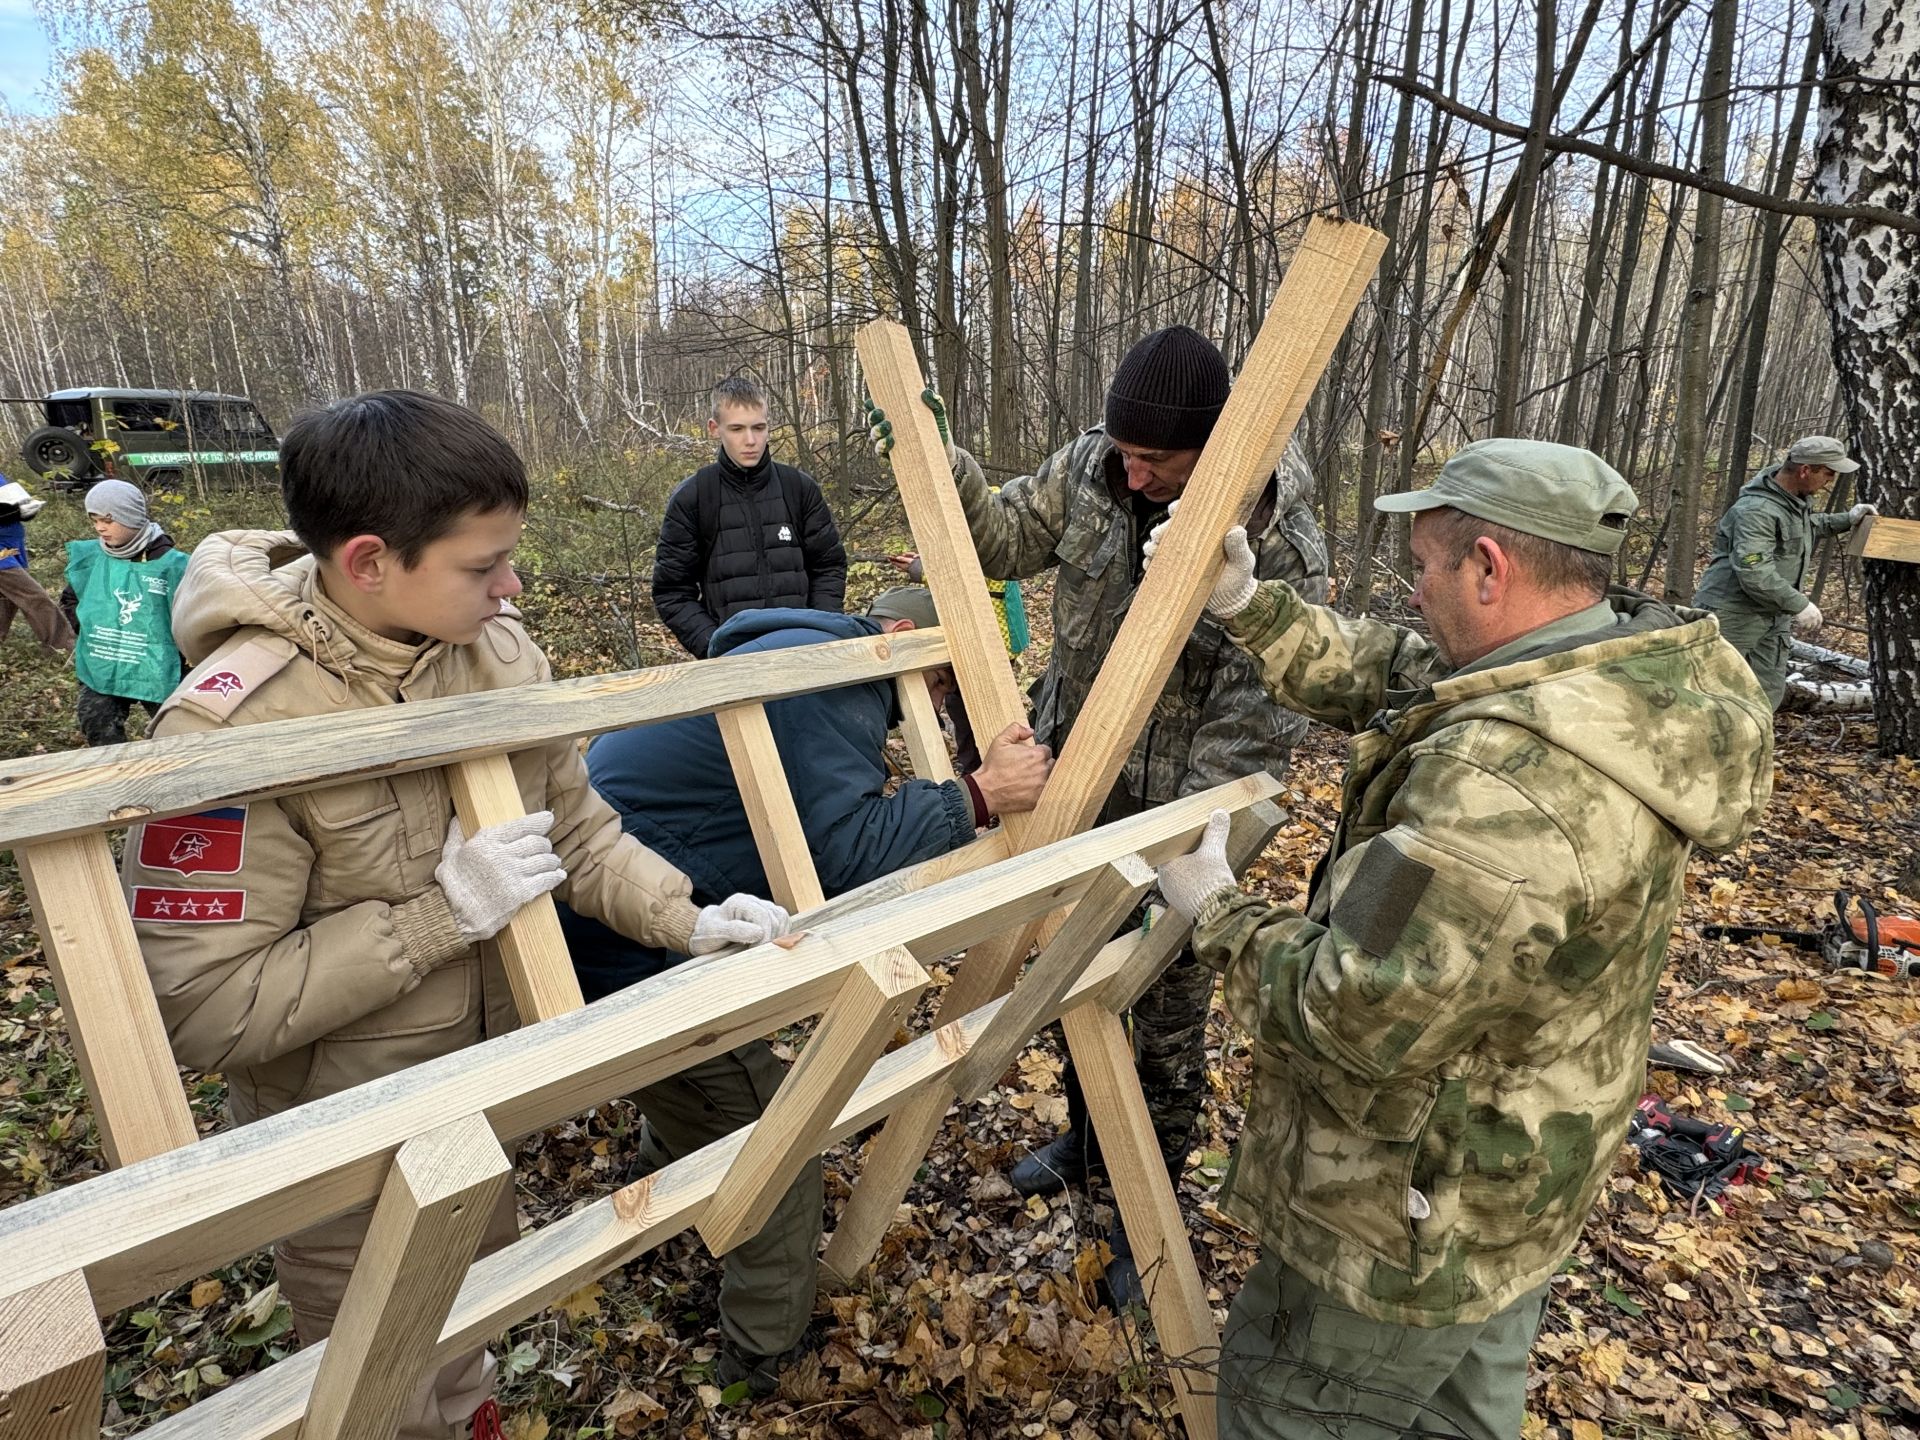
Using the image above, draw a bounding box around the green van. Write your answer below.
[6,387,280,491]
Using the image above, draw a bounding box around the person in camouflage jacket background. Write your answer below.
[1692,434,1876,709]
[869,325,1329,1303]
[1155,439,1773,1439]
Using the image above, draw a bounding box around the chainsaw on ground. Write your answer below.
[1703,890,1920,979]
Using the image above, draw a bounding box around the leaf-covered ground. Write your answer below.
[2,485,1917,1439]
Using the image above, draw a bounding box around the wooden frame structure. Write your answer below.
[0,213,1380,1439]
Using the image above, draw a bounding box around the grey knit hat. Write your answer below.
[84,479,150,529]
[1104,326,1230,451]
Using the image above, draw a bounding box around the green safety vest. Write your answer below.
[64,540,190,704]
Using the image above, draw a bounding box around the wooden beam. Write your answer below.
[0,629,952,849]
[1848,514,1920,563]
[1061,1004,1219,1440]
[300,1115,510,1440]
[827,216,1384,1279]
[894,673,956,783]
[1028,217,1386,845]
[713,703,828,913]
[14,835,199,1165]
[129,917,1181,1440]
[1101,799,1288,1014]
[446,755,584,1023]
[698,947,927,1255]
[0,775,1277,1316]
[855,321,1035,850]
[949,855,1154,1103]
[0,1271,104,1440]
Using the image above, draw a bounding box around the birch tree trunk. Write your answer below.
[1814,0,1920,756]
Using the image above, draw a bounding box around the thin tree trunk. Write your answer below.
[1350,0,1427,607]
[1661,0,1739,600]
[1726,19,1820,501]
[1492,0,1556,435]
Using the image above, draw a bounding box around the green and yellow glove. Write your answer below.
[864,388,956,467]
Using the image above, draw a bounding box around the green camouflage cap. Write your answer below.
[1374,438,1639,555]
[866,585,940,630]
[1785,435,1859,473]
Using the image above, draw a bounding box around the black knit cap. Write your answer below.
[1103,325,1230,451]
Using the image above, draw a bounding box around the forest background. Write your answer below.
[0,0,1881,609]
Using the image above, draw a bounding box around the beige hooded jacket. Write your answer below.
[123,530,700,1122]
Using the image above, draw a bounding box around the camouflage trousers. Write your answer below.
[1711,608,1792,710]
[77,683,157,747]
[1055,936,1213,1179]
[631,1040,821,1358]
[1219,1252,1548,1440]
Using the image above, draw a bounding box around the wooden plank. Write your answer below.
[827,216,1384,1280]
[300,1115,510,1440]
[698,947,928,1254]
[446,754,584,1023]
[0,628,952,850]
[1028,217,1385,845]
[713,703,828,913]
[894,673,956,783]
[949,855,1154,1103]
[0,1271,104,1440]
[856,320,1035,850]
[14,836,199,1166]
[0,775,1278,1316]
[134,917,1180,1440]
[1102,799,1288,1014]
[1849,514,1920,563]
[1061,1004,1218,1440]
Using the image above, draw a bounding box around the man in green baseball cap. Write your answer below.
[1147,437,1774,1440]
[1693,434,1876,708]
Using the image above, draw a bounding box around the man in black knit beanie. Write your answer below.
[867,326,1330,1305]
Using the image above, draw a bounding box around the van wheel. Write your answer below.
[21,426,96,480]
[143,469,183,492]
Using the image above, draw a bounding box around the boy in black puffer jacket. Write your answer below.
[650,377,847,658]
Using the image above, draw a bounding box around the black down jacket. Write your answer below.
[650,449,848,657]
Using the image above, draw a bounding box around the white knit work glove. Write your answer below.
[1791,601,1824,635]
[1849,502,1878,526]
[1144,500,1258,619]
[434,813,566,944]
[689,893,792,955]
[1156,810,1238,919]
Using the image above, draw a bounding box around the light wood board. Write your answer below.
[0,1270,104,1440]
[299,1115,510,1440]
[0,628,952,849]
[446,754,585,1024]
[1848,514,1920,563]
[14,835,199,1165]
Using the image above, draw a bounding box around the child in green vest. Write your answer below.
[60,480,190,745]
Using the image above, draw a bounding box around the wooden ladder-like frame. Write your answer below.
[0,213,1381,1439]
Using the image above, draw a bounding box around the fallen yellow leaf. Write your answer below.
[554,1281,604,1322]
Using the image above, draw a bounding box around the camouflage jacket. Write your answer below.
[953,429,1329,810]
[1193,582,1773,1326]
[1692,467,1853,625]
